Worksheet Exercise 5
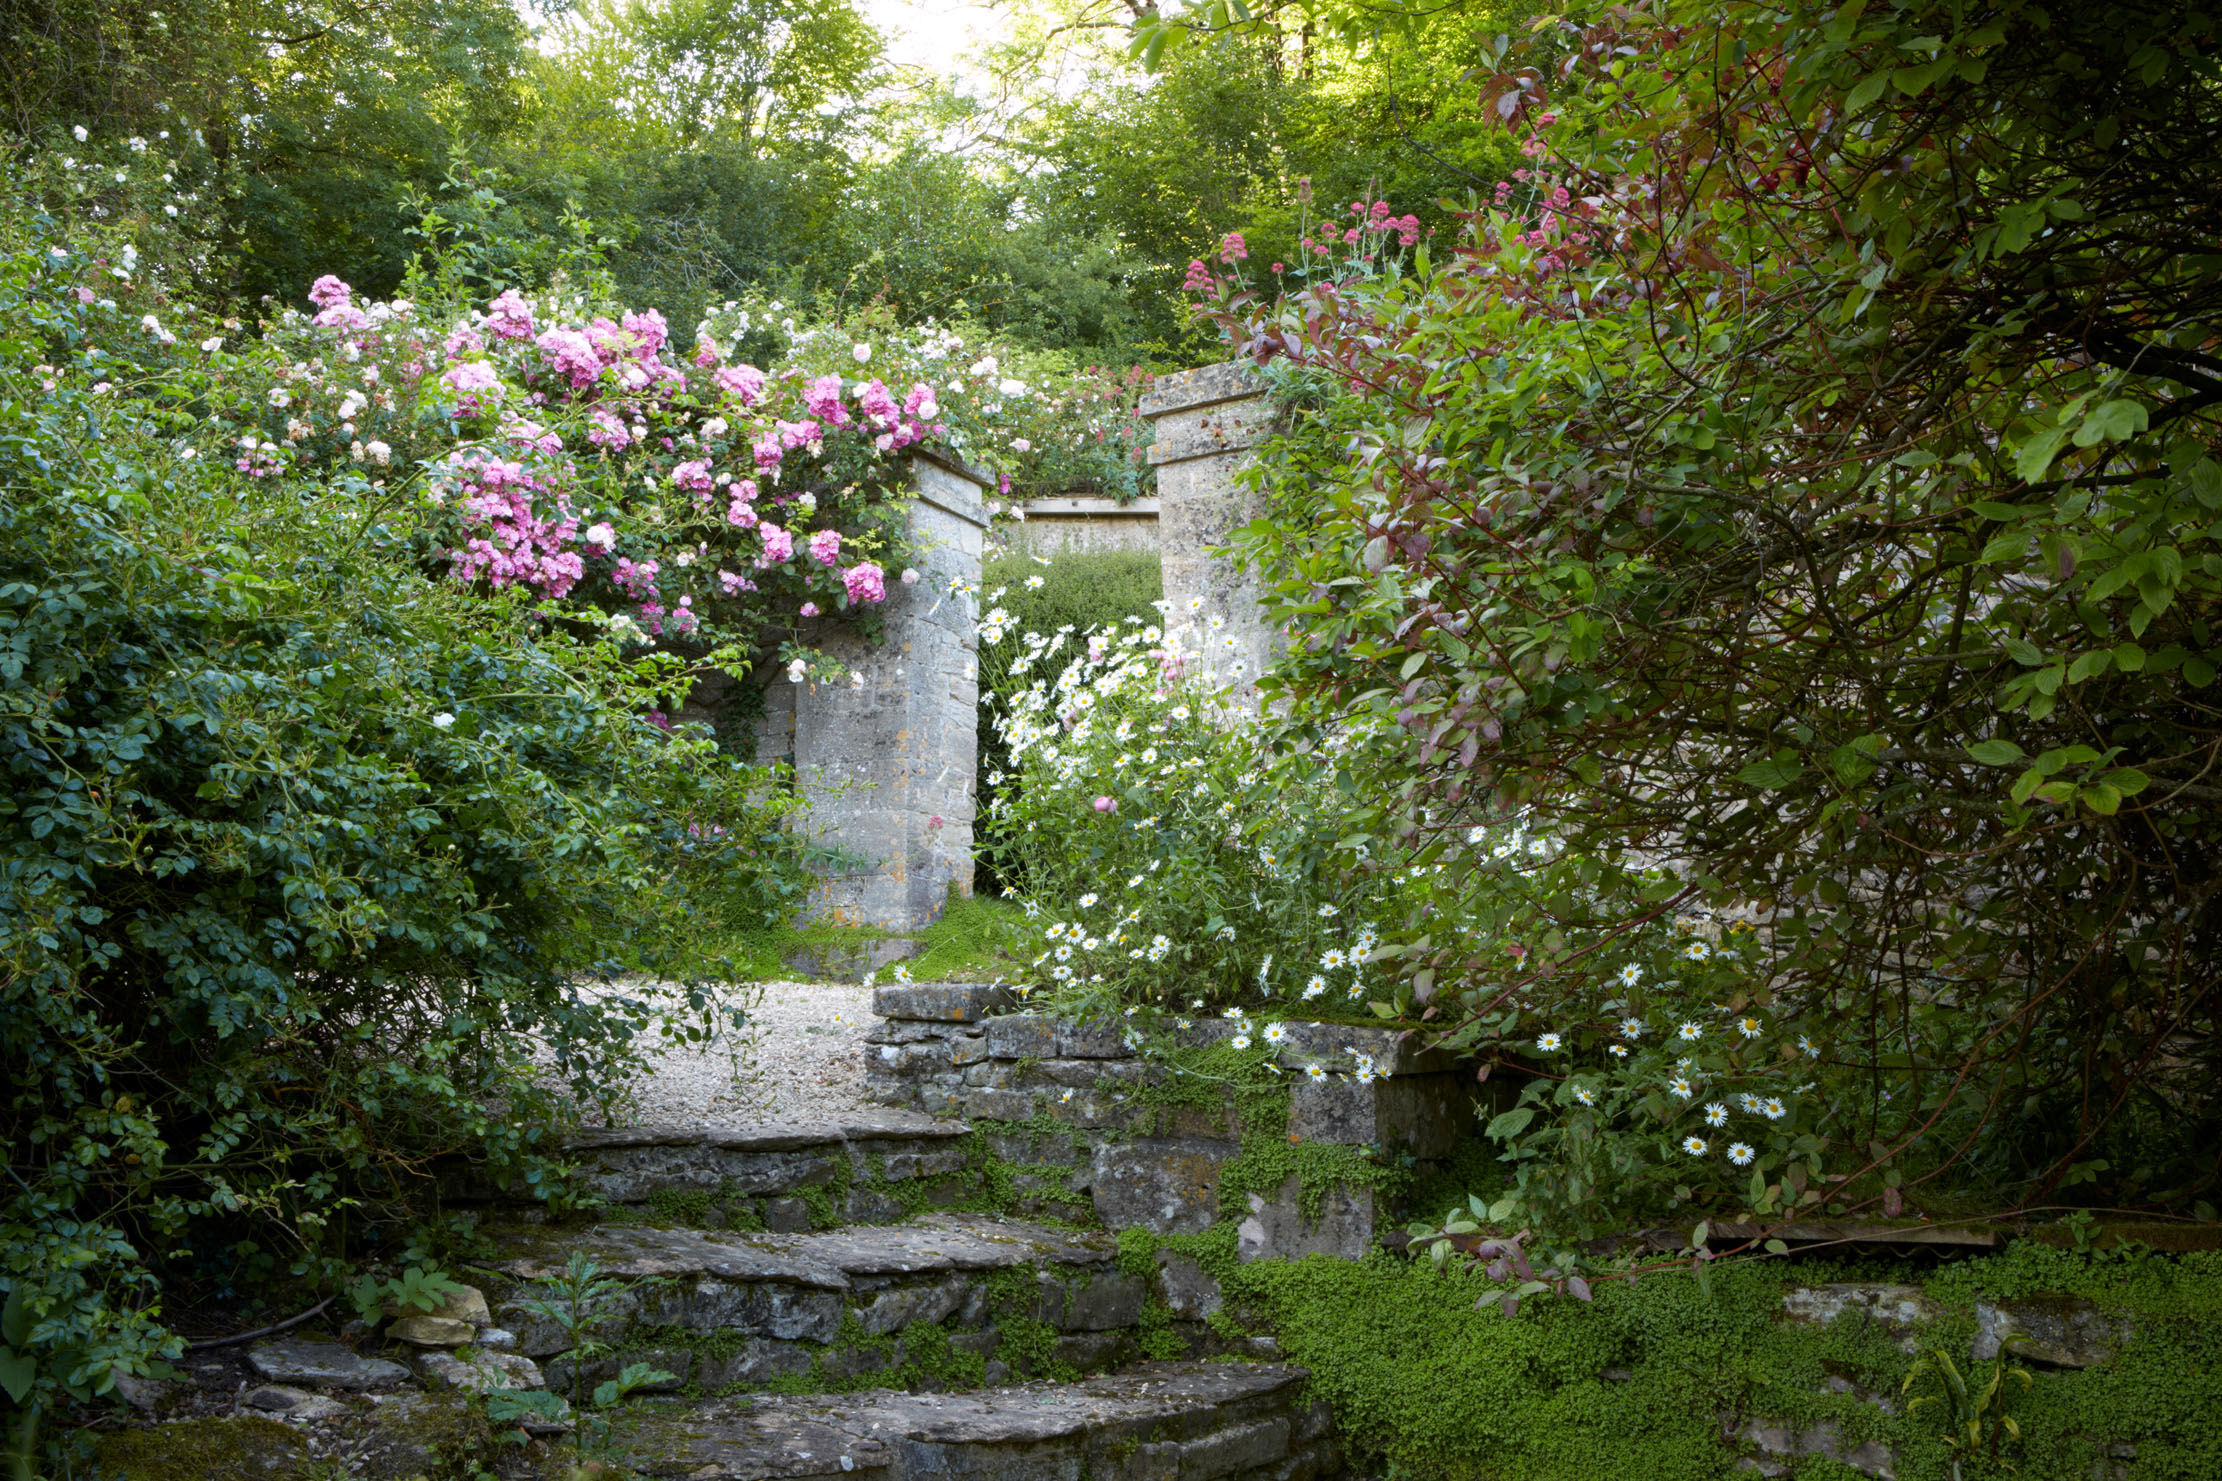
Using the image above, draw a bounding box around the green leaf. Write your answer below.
[1691,1219,1710,1250]
[2014,425,2072,483]
[0,1350,33,1405]
[1845,69,1891,111]
[1485,1107,1535,1143]
[1765,1238,1791,1255]
[2080,783,2122,815]
[0,1289,26,1349]
[1736,756,1803,790]
[2074,398,2150,448]
[1965,739,2024,766]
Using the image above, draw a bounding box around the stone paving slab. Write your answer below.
[615,1361,1325,1481]
[566,1111,968,1154]
[485,1213,1117,1290]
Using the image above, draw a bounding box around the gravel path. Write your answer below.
[572,980,879,1127]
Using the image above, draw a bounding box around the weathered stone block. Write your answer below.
[1035,1058,1149,1089]
[1780,1284,1941,1354]
[853,1275,971,1336]
[876,983,1016,1022]
[693,1337,816,1389]
[1268,1021,1455,1077]
[247,1337,410,1390]
[416,1347,544,1394]
[1090,1139,1233,1234]
[1179,1416,1293,1481]
[1155,1251,1223,1322]
[1740,1417,1894,1478]
[985,1014,1060,1058]
[961,1087,1037,1120]
[654,1278,845,1343]
[1036,1269,1147,1331]
[950,1035,991,1065]
[1972,1296,2129,1368]
[1057,1019,1138,1059]
[874,1040,955,1078]
[1236,1178,1376,1263]
[1287,1071,1467,1157]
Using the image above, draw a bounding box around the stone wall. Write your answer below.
[1003,495,1162,557]
[1138,363,1282,693]
[685,451,987,930]
[862,982,1474,1265]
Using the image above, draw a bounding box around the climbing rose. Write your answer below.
[843,562,886,604]
[807,528,842,566]
[307,274,351,308]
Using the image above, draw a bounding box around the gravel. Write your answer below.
[571,979,879,1127]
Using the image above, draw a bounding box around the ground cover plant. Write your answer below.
[1166,0,2222,1248]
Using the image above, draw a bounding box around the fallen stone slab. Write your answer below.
[611,1360,1336,1481]
[1972,1295,2131,1368]
[246,1336,411,1390]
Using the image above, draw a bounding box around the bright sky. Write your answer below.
[864,0,1009,79]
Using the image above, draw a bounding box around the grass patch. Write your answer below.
[675,889,1031,983]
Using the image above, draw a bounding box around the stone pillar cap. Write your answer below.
[1137,361,1269,420]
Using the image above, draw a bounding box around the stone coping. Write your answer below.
[1137,361,1269,419]
[873,984,1456,1076]
[482,1212,1115,1288]
[563,1110,968,1153]
[1021,495,1162,517]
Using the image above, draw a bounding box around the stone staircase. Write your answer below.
[418,985,1374,1479]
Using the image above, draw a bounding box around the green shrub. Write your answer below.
[0,185,806,1442]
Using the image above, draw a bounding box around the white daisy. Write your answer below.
[1728,1142,1756,1166]
[1762,1097,1787,1120]
[1684,941,1711,961]
[1573,1085,1596,1107]
[1668,1077,1694,1100]
[1704,1102,1729,1127]
[1678,1021,1704,1042]
[1304,1064,1326,1081]
[1536,1032,1563,1052]
[1263,1023,1288,1044]
[1618,964,1643,987]
[1608,1044,1630,1058]
[1621,1017,1647,1038]
[1230,1033,1253,1050]
[1738,1016,1763,1039]
[1682,1135,1708,1157]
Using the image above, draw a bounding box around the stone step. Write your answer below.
[605,1360,1341,1481]
[455,1111,984,1229]
[475,1212,1156,1395]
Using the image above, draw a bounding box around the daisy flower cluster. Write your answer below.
[984,608,1409,1014]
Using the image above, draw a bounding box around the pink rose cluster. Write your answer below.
[447,452,584,598]
[842,562,887,605]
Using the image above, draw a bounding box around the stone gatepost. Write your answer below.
[1138,362,1281,690]
[778,451,988,931]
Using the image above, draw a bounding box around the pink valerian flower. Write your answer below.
[1182,259,1214,292]
[1218,231,1248,263]
[807,528,842,566]
[671,459,715,495]
[714,363,767,405]
[858,378,899,426]
[843,562,887,605]
[308,274,351,309]
[804,374,851,428]
[486,289,535,341]
[755,523,794,567]
[725,480,759,528]
[800,602,820,618]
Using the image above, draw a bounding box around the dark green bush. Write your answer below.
[0,200,806,1435]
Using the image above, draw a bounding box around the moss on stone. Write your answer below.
[89,1415,312,1481]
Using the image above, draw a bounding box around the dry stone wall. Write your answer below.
[862,982,1474,1266]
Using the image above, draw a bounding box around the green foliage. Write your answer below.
[349,1264,468,1327]
[0,192,800,1438]
[1226,1245,2222,1481]
[1217,0,2222,1232]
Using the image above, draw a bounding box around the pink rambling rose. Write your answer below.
[858,378,899,426]
[308,274,351,309]
[903,383,938,422]
[726,480,760,528]
[801,602,820,618]
[755,523,794,567]
[804,374,850,428]
[671,459,714,494]
[842,562,887,605]
[486,289,535,341]
[807,528,841,567]
[1092,796,1117,814]
[715,363,767,405]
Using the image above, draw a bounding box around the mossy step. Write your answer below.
[608,1359,1341,1481]
[454,1110,981,1226]
[477,1213,1152,1394]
